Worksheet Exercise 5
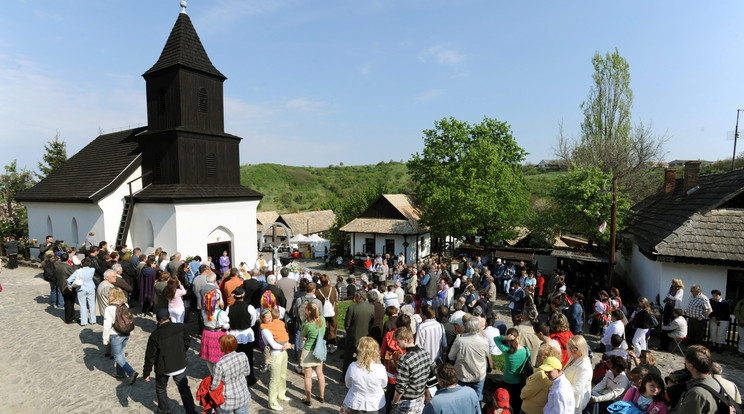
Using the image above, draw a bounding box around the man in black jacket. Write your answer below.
[143,308,196,414]
[54,253,76,324]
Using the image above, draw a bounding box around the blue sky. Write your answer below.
[2,1,744,171]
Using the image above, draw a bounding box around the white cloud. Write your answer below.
[415,89,442,103]
[360,64,371,75]
[418,45,464,66]
[284,97,327,113]
[200,0,290,32]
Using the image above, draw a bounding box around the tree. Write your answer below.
[407,116,530,244]
[0,160,35,238]
[321,183,388,250]
[555,49,667,202]
[36,131,68,180]
[551,165,630,249]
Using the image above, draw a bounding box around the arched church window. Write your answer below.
[198,88,208,112]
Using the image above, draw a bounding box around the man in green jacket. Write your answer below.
[341,290,374,379]
[677,345,733,414]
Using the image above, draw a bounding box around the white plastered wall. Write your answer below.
[24,201,103,248]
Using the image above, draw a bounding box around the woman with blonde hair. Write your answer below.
[521,343,563,414]
[102,287,138,384]
[300,302,326,406]
[563,335,592,413]
[343,336,388,413]
[663,279,685,325]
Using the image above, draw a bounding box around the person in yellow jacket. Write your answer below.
[520,343,562,414]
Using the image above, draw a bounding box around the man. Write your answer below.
[86,246,104,284]
[342,290,375,378]
[111,263,133,296]
[38,235,54,261]
[436,306,457,359]
[96,270,118,321]
[485,275,497,306]
[395,281,405,305]
[422,364,479,414]
[711,362,742,405]
[243,269,263,308]
[55,253,76,324]
[260,274,287,310]
[677,345,731,414]
[541,356,575,414]
[191,265,210,331]
[383,284,401,309]
[420,263,439,307]
[391,327,430,414]
[735,296,744,356]
[447,318,490,401]
[84,232,96,251]
[254,254,268,272]
[685,284,712,346]
[186,255,200,285]
[660,308,687,351]
[601,310,626,351]
[416,305,446,365]
[535,322,562,355]
[515,312,541,366]
[143,308,196,414]
[3,235,19,269]
[167,252,182,277]
[494,258,505,294]
[276,267,297,312]
[449,299,467,328]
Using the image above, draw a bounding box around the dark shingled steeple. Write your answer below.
[143,12,225,79]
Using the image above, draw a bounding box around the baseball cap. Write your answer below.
[538,356,562,372]
[494,388,510,408]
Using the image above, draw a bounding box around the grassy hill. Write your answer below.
[240,162,414,212]
[240,162,568,213]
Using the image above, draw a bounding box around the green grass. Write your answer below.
[336,300,353,327]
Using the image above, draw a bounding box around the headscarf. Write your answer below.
[203,290,221,321]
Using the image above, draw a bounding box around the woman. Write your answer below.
[139,258,158,315]
[164,276,187,323]
[102,287,138,383]
[300,302,326,406]
[201,289,230,374]
[523,284,537,320]
[157,251,168,271]
[521,343,563,414]
[219,251,231,276]
[709,289,731,352]
[588,290,611,335]
[343,336,388,414]
[315,274,339,353]
[260,308,292,411]
[494,327,530,413]
[380,314,410,412]
[631,297,654,352]
[227,287,258,386]
[153,271,170,313]
[628,349,662,378]
[221,268,243,308]
[211,335,251,414]
[563,335,592,414]
[568,292,585,335]
[662,279,685,325]
[549,313,574,366]
[621,372,669,414]
[67,257,97,325]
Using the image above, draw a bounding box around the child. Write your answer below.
[486,388,513,414]
[621,373,669,414]
[541,356,575,414]
[588,356,630,412]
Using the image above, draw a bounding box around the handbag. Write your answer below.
[313,326,327,362]
[519,348,534,383]
[71,272,83,289]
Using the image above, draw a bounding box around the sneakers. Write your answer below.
[270,406,284,411]
[129,372,139,385]
[295,365,303,374]
[312,371,317,378]
[280,396,291,402]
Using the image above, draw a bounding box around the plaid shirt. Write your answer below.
[211,351,251,410]
[395,345,430,399]
[686,293,712,319]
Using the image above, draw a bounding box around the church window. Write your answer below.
[198,88,208,112]
[206,153,217,176]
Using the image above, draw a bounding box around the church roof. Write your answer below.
[133,184,262,202]
[15,127,146,203]
[143,13,225,79]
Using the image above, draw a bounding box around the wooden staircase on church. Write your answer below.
[115,195,134,248]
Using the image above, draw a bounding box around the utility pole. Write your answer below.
[608,177,618,287]
[733,109,743,171]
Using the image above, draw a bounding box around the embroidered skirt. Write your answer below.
[200,329,226,363]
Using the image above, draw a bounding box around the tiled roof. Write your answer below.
[143,13,225,79]
[15,127,145,203]
[340,217,423,235]
[278,210,335,235]
[340,194,429,235]
[623,168,744,261]
[256,211,279,232]
[133,184,262,202]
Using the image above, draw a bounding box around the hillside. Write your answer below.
[240,162,414,212]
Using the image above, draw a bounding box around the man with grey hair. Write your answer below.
[447,317,490,402]
[342,290,375,379]
[449,298,467,327]
[110,263,133,297]
[96,269,119,356]
[167,252,182,276]
[711,362,742,404]
[685,284,712,346]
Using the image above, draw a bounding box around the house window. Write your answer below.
[206,153,217,176]
[365,238,375,255]
[198,88,208,112]
[158,89,166,113]
[385,239,395,256]
[726,269,744,302]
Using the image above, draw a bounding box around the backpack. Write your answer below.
[690,380,742,414]
[319,288,335,318]
[113,304,135,334]
[294,295,315,322]
[43,260,56,282]
[592,359,611,384]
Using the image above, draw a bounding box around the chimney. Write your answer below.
[664,168,677,194]
[683,161,701,193]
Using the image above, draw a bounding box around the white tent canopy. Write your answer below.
[289,233,331,258]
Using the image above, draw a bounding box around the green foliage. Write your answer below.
[322,183,388,249]
[408,117,530,244]
[36,131,68,180]
[551,165,630,249]
[0,160,35,238]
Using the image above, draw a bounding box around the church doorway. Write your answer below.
[207,241,231,277]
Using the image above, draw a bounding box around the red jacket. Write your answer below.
[550,330,574,366]
[379,329,406,384]
[196,375,224,413]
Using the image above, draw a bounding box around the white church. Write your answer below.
[17,6,263,263]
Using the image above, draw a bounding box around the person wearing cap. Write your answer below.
[520,343,563,414]
[143,307,197,414]
[422,363,479,414]
[227,286,258,386]
[541,356,575,414]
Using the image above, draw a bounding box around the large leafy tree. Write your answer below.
[36,131,68,180]
[556,49,666,202]
[408,117,529,244]
[551,165,630,249]
[0,160,35,238]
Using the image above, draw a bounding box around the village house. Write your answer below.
[16,7,262,263]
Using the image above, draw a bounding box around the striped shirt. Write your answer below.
[686,293,712,319]
[395,345,431,400]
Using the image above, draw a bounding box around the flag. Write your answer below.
[598,221,607,233]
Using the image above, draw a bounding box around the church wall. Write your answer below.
[97,167,143,248]
[24,201,103,249]
[173,199,259,265]
[129,203,177,254]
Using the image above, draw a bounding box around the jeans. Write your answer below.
[459,378,486,402]
[218,404,250,414]
[50,282,64,307]
[155,371,197,414]
[77,289,96,325]
[110,334,135,376]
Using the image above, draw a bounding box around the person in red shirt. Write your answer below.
[535,272,545,307]
[364,256,373,270]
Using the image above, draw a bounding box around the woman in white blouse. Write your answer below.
[343,336,388,414]
[562,335,592,414]
[662,279,685,325]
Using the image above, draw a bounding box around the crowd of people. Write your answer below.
[4,237,744,414]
